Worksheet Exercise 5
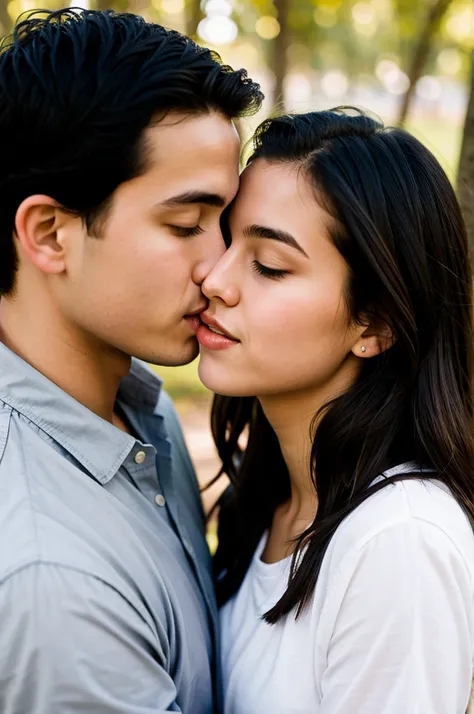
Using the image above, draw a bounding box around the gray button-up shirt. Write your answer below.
[0,342,219,713]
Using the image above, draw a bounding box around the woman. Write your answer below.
[196,108,474,714]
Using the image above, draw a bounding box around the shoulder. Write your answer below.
[311,480,474,713]
[0,401,43,576]
[323,478,474,587]
[0,401,155,590]
[350,477,472,546]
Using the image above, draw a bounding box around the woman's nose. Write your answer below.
[201,249,240,307]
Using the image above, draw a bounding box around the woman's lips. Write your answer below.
[196,321,240,351]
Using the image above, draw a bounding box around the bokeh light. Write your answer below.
[321,69,349,98]
[437,48,463,75]
[444,2,474,47]
[375,59,410,95]
[204,0,232,18]
[198,15,238,45]
[313,7,338,28]
[352,2,374,25]
[416,75,442,101]
[161,0,184,14]
[255,16,280,40]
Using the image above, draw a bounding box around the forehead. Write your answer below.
[231,159,331,236]
[140,111,241,199]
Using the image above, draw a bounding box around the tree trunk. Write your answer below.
[398,0,453,125]
[185,0,203,39]
[271,0,290,112]
[458,51,474,258]
[0,0,11,38]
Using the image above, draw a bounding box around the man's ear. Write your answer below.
[14,195,70,276]
[351,316,396,359]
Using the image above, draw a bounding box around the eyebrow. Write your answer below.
[161,190,226,209]
[243,223,309,258]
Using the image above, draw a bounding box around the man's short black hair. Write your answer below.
[0,8,263,294]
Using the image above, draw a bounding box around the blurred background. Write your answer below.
[4,0,472,519]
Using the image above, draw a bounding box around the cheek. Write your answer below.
[83,232,193,305]
[244,285,352,386]
[253,284,346,349]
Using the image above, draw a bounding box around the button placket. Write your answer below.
[129,445,168,511]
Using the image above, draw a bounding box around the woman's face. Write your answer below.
[197,159,365,400]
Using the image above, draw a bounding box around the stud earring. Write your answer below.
[361,345,366,353]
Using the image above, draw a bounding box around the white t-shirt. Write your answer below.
[220,463,474,714]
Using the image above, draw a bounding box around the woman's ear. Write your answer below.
[14,195,69,276]
[351,316,396,359]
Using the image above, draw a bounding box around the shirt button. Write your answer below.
[155,494,166,507]
[134,450,146,464]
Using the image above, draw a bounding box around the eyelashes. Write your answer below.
[170,225,204,238]
[252,260,288,280]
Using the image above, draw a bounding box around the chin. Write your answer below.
[198,363,252,397]
[136,337,199,368]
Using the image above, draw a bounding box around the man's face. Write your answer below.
[54,111,240,366]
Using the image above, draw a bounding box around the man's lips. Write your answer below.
[185,304,207,318]
[184,304,207,333]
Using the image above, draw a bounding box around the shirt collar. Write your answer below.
[0,341,163,485]
[117,359,163,415]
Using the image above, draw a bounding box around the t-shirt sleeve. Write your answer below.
[319,519,474,714]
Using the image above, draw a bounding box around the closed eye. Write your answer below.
[169,225,204,238]
[252,260,288,280]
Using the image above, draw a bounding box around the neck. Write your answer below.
[260,391,317,520]
[259,359,360,520]
[0,292,131,422]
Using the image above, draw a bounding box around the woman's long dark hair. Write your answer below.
[210,108,474,624]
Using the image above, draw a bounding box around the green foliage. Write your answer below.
[151,359,208,400]
[229,0,471,80]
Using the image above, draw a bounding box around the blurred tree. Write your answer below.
[398,0,453,124]
[185,0,203,38]
[0,0,11,37]
[271,0,289,111]
[458,51,474,254]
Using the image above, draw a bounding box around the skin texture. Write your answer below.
[0,110,240,421]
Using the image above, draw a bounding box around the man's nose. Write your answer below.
[192,229,227,286]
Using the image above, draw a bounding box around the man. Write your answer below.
[0,9,262,713]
